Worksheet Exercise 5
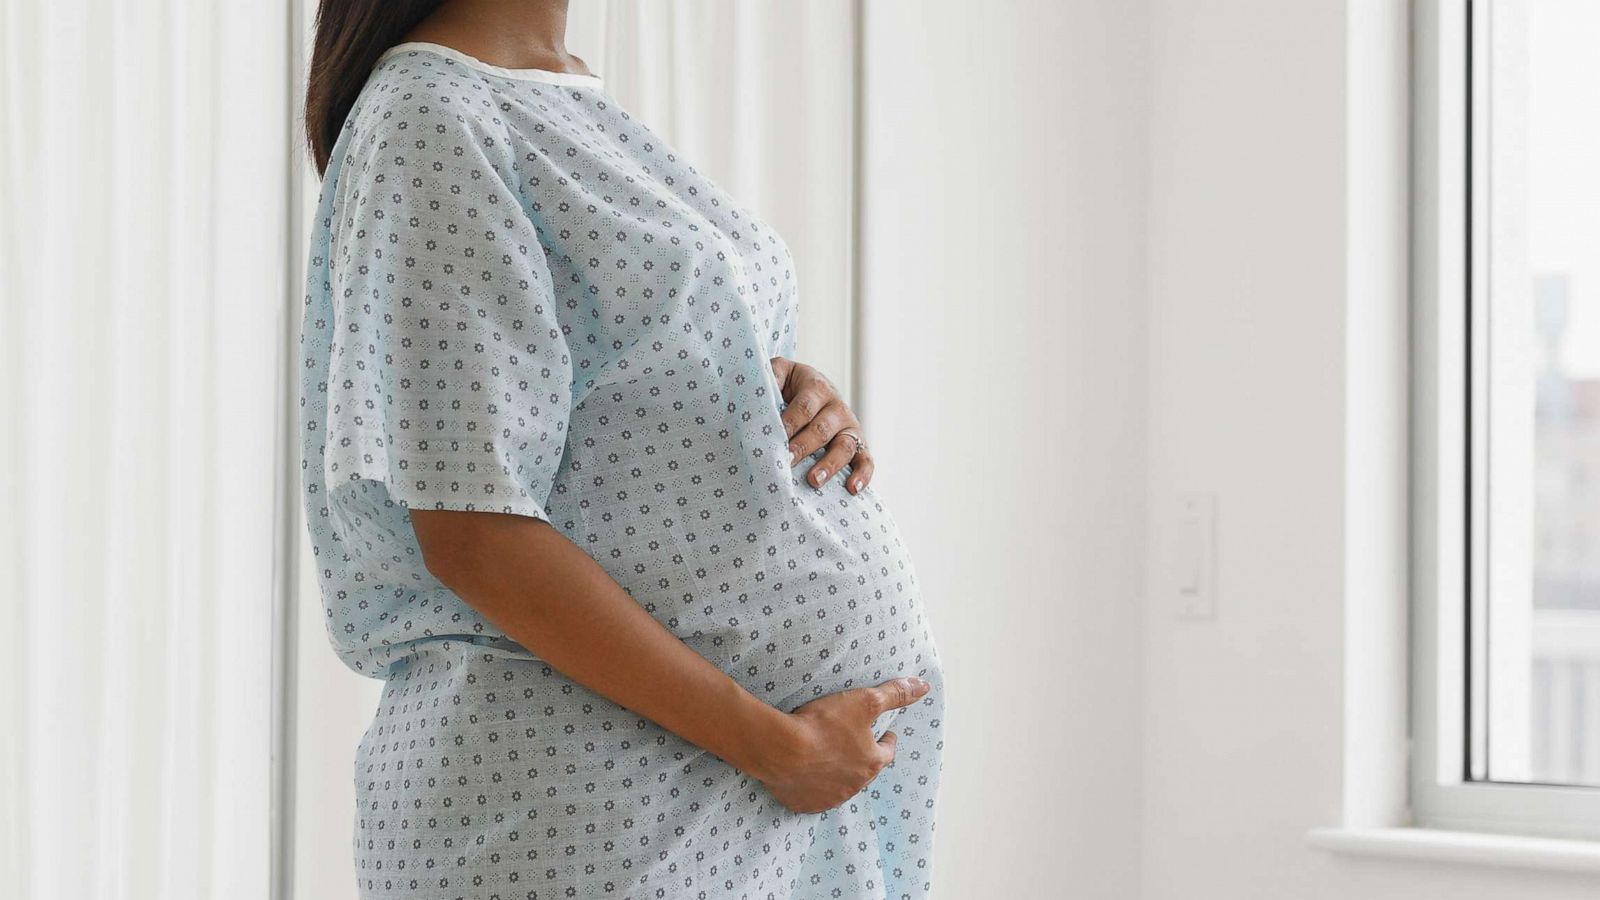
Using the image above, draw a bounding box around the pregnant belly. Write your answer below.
[561,444,943,714]
[756,467,939,706]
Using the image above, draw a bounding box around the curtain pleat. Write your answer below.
[2,0,288,896]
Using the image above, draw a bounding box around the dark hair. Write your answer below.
[303,0,443,177]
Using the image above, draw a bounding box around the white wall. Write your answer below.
[1142,1,1600,897]
[860,2,1149,895]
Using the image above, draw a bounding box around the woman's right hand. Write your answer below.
[753,676,932,814]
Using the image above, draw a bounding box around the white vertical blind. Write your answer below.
[1,0,291,896]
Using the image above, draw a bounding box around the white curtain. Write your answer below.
[1,1,292,898]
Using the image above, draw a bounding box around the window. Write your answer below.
[1413,0,1600,839]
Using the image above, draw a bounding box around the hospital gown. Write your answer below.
[297,41,947,900]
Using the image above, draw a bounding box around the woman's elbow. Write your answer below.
[407,507,546,590]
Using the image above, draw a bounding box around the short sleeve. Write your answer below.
[321,103,573,525]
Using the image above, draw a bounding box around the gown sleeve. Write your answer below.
[320,105,572,525]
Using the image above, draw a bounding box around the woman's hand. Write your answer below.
[770,356,874,494]
[752,676,932,814]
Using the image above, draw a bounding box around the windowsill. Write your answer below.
[1307,827,1600,874]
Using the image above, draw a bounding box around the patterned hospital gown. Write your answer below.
[297,41,947,900]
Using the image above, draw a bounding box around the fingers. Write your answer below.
[876,729,899,765]
[787,400,849,466]
[806,427,862,488]
[776,362,844,439]
[769,355,795,388]
[869,676,930,714]
[773,358,819,430]
[772,361,875,491]
[843,447,874,494]
[780,383,831,446]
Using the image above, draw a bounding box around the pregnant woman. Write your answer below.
[297,2,946,897]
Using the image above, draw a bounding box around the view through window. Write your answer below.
[1472,0,1600,788]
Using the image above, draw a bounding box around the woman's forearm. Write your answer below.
[407,508,797,783]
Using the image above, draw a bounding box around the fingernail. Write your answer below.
[814,467,828,483]
[908,676,927,689]
[848,478,861,492]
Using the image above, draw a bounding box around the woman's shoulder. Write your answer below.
[323,69,551,205]
[345,64,514,152]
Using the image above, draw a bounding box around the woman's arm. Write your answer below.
[409,508,930,813]
[409,507,795,781]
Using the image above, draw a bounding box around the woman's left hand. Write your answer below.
[771,356,874,494]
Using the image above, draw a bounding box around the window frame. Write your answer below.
[1410,0,1600,841]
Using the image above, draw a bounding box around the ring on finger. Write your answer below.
[836,428,866,454]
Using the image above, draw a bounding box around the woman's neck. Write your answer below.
[399,0,593,77]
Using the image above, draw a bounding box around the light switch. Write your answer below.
[1174,492,1217,621]
[1176,517,1203,596]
